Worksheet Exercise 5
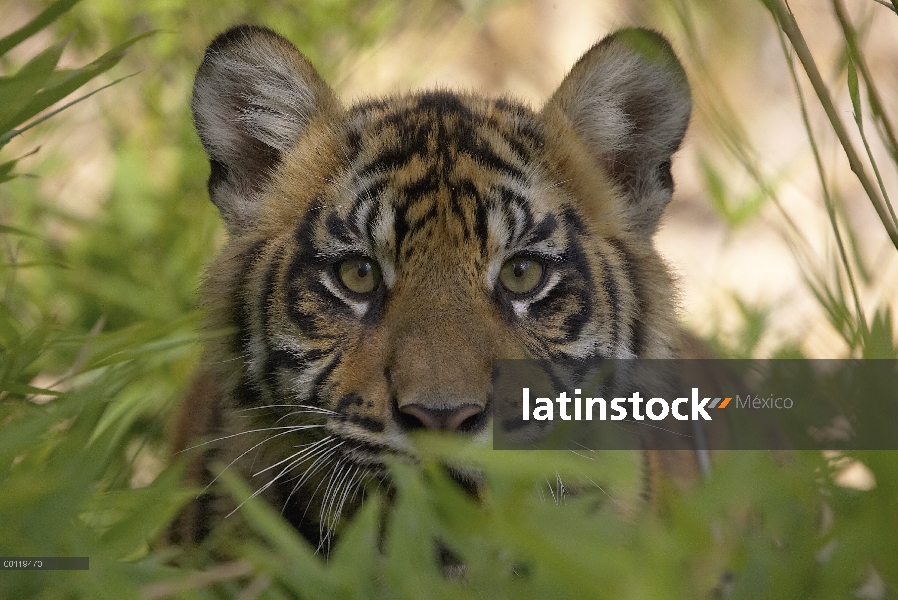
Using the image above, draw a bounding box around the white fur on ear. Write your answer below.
[545,29,691,235]
[192,25,338,232]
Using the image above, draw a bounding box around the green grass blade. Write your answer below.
[0,148,41,182]
[0,35,69,129]
[846,57,860,124]
[0,224,39,238]
[216,467,347,600]
[0,0,81,56]
[0,73,138,148]
[771,10,868,344]
[762,0,898,250]
[834,0,898,230]
[0,32,154,149]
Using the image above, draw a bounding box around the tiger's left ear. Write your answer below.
[544,28,691,235]
[192,25,339,233]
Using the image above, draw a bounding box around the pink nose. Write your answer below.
[398,404,484,432]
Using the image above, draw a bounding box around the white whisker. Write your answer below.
[198,426,311,495]
[239,403,340,416]
[253,435,334,477]
[580,474,624,508]
[178,424,324,453]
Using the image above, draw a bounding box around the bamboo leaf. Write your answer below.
[0,149,40,183]
[1,382,61,397]
[0,74,138,148]
[846,56,860,126]
[0,0,80,56]
[216,467,347,600]
[0,224,39,238]
[0,35,70,128]
[763,0,898,250]
[0,32,154,146]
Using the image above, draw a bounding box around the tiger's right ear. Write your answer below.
[544,29,691,236]
[192,25,339,232]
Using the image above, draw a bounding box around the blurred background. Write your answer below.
[1,1,896,598]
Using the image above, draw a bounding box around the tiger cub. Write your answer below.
[173,24,694,547]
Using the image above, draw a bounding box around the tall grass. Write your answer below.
[0,0,895,598]
[761,0,898,358]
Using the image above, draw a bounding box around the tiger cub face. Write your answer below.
[186,25,690,545]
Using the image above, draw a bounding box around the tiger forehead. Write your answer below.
[345,91,546,169]
[317,92,563,262]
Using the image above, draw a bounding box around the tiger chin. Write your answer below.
[171,24,699,551]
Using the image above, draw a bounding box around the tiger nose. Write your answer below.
[397,404,485,432]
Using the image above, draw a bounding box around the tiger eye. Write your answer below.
[499,257,544,294]
[338,257,382,294]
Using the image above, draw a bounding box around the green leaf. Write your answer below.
[2,73,138,147]
[0,224,39,238]
[329,492,382,595]
[216,467,347,600]
[697,153,774,228]
[0,32,154,147]
[92,466,193,559]
[698,153,727,211]
[862,307,897,358]
[0,35,70,129]
[0,0,81,56]
[0,147,40,182]
[0,382,61,397]
[846,55,861,128]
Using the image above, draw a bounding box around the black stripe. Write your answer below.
[355,178,387,204]
[348,415,385,433]
[498,186,534,246]
[528,278,588,343]
[402,167,440,201]
[233,378,257,408]
[527,213,558,247]
[457,134,526,181]
[310,351,343,401]
[556,216,594,343]
[345,127,363,165]
[445,179,483,248]
[335,393,364,414]
[393,200,438,261]
[233,240,267,355]
[488,100,545,164]
[356,140,418,178]
[267,347,324,379]
[596,245,621,354]
[398,204,438,261]
[325,213,355,245]
[356,113,431,178]
[485,103,544,165]
[607,237,645,357]
[414,90,475,117]
[503,132,537,166]
[232,240,268,408]
[261,245,287,390]
[350,98,390,113]
[472,184,489,252]
[346,193,371,238]
[286,208,331,332]
[343,102,385,165]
